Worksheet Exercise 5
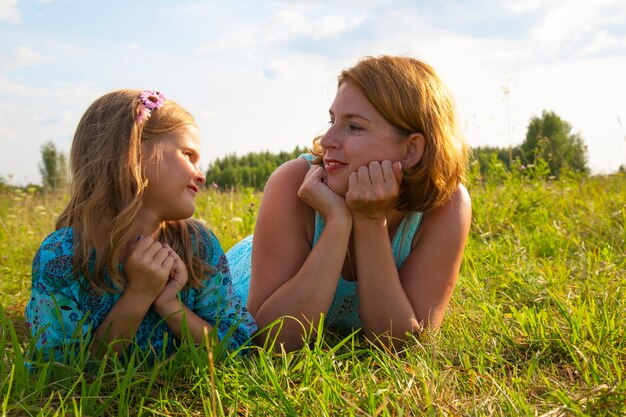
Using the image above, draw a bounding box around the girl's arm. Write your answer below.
[157,226,256,350]
[150,243,212,344]
[247,159,352,351]
[91,237,174,355]
[348,161,471,345]
[26,232,92,361]
[153,303,213,344]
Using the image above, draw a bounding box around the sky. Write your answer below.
[1,0,625,186]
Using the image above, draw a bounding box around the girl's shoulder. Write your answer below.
[37,227,75,259]
[32,227,76,288]
[186,218,218,246]
[185,218,224,260]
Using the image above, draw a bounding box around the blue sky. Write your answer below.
[1,0,625,185]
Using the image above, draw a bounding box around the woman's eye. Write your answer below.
[348,124,363,131]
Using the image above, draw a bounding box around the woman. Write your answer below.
[227,55,471,351]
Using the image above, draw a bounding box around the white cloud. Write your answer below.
[0,0,21,22]
[0,75,49,96]
[504,0,548,13]
[0,46,52,71]
[527,0,626,58]
[195,9,364,55]
[311,14,362,39]
[578,30,626,56]
[263,59,290,79]
[194,30,255,54]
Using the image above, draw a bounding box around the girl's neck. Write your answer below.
[134,223,161,240]
[133,210,163,240]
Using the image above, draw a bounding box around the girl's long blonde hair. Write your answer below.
[56,89,210,294]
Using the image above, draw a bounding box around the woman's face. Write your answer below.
[319,81,408,196]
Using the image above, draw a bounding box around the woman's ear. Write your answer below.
[402,133,425,168]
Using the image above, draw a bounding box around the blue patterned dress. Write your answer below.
[25,223,257,361]
[226,154,423,331]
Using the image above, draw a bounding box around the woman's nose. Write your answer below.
[319,124,340,150]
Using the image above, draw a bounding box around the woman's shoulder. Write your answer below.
[257,156,317,246]
[419,184,471,239]
[268,157,311,186]
[265,157,315,211]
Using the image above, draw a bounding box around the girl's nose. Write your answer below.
[195,169,206,185]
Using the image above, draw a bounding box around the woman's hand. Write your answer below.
[298,164,351,223]
[153,248,189,316]
[123,236,174,303]
[346,160,403,221]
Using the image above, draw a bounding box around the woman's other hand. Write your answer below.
[346,160,403,221]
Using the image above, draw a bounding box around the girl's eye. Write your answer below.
[328,119,335,126]
[348,124,363,131]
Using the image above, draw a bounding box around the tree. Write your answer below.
[205,145,309,189]
[39,141,68,190]
[521,110,589,177]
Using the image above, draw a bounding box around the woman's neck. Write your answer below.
[386,209,405,238]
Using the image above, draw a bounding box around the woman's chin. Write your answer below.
[325,178,348,197]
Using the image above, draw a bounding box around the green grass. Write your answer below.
[1,172,625,416]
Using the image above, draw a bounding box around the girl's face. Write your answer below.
[319,81,409,196]
[141,125,206,222]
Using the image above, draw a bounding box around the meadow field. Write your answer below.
[1,169,625,416]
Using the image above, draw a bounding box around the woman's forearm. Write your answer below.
[352,217,420,343]
[254,217,351,350]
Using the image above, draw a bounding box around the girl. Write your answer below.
[227,56,471,351]
[26,89,256,360]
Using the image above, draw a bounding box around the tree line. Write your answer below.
[17,109,614,192]
[205,146,310,190]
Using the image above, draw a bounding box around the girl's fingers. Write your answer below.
[153,246,171,267]
[161,254,175,270]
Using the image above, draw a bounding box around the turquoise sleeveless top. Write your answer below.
[226,154,423,331]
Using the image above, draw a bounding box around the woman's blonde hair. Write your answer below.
[312,55,468,212]
[56,89,211,294]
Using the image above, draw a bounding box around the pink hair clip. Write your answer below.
[136,90,167,123]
